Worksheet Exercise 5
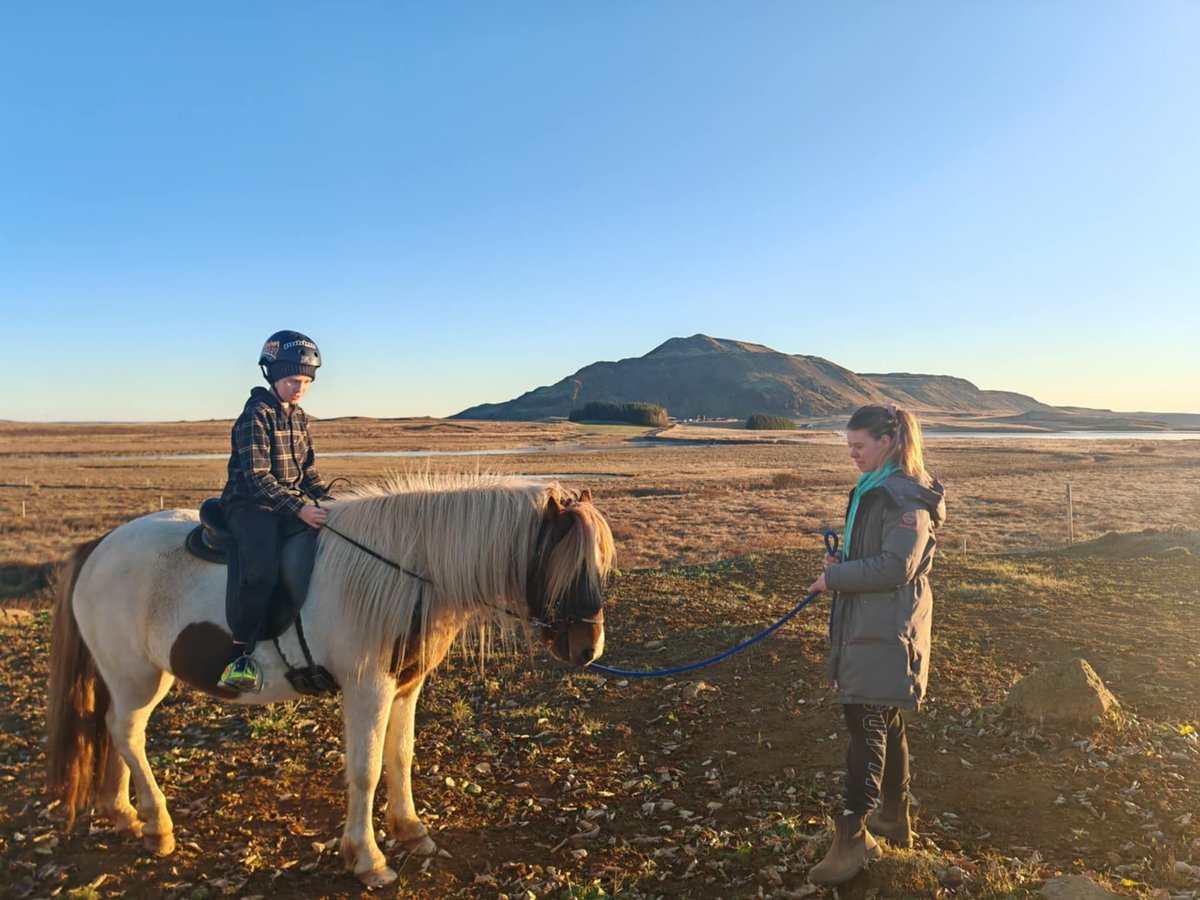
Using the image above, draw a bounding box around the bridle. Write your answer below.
[521,496,605,635]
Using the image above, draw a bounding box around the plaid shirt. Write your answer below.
[221,387,330,516]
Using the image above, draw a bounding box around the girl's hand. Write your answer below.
[822,553,839,567]
[298,505,328,529]
[807,573,827,593]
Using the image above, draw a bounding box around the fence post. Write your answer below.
[1066,482,1074,545]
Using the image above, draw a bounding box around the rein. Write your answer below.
[321,522,433,586]
[313,487,433,585]
[585,530,839,679]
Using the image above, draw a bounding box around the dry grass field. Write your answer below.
[1,419,1198,898]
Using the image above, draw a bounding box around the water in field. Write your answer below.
[71,431,1200,462]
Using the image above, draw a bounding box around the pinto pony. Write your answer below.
[47,475,614,887]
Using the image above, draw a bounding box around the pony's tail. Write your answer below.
[46,535,111,828]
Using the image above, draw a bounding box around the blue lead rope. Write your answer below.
[585,530,839,679]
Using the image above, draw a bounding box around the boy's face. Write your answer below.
[273,375,313,406]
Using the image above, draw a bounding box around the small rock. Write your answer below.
[939,866,965,888]
[682,681,710,700]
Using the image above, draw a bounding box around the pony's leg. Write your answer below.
[96,745,140,836]
[384,677,436,856]
[339,676,397,888]
[105,668,177,855]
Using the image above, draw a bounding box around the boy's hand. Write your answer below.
[298,506,328,529]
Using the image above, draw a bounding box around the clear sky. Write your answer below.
[3,2,1198,421]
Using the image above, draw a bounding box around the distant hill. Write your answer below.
[453,334,1054,421]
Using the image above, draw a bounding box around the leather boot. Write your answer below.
[808,813,881,886]
[867,792,914,849]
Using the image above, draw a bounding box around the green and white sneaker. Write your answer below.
[218,655,263,693]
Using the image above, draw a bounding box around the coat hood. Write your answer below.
[881,473,947,528]
[244,386,284,413]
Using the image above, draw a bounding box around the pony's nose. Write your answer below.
[577,646,595,665]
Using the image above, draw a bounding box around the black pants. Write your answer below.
[842,703,909,814]
[224,502,286,650]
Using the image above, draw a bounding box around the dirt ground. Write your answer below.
[1,420,1198,898]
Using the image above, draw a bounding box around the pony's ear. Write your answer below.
[578,488,593,504]
[545,489,577,540]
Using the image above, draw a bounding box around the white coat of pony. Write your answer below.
[47,473,614,887]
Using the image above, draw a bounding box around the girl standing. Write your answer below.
[807,404,946,886]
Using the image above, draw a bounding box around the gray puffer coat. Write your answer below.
[824,473,946,710]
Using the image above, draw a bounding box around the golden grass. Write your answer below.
[2,420,1199,593]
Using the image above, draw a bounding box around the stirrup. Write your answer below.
[219,655,263,693]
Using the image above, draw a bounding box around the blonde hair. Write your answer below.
[847,404,931,486]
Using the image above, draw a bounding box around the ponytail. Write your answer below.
[846,404,931,486]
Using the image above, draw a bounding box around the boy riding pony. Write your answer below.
[218,330,331,691]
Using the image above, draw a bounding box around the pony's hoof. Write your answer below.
[143,831,175,856]
[102,809,142,836]
[402,834,437,857]
[358,866,398,888]
[389,820,436,856]
[114,818,144,838]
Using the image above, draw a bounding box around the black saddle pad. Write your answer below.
[185,499,318,643]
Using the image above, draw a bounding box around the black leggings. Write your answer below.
[224,503,285,649]
[842,703,909,814]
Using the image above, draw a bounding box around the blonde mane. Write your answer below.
[317,472,614,676]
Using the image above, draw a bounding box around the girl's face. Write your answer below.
[273,375,313,406]
[847,428,892,474]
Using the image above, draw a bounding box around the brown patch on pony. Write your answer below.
[168,623,240,700]
[47,534,112,828]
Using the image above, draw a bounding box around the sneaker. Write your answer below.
[218,655,263,693]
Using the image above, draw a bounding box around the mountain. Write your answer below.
[453,334,1052,421]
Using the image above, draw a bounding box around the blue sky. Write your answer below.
[3,2,1198,421]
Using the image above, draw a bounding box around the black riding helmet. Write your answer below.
[258,330,322,383]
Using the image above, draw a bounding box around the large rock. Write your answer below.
[1005,657,1119,726]
[1040,874,1121,898]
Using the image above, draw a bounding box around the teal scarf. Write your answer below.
[842,463,898,561]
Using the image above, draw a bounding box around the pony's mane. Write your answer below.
[319,472,613,676]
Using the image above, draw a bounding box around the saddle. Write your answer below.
[186,499,336,694]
